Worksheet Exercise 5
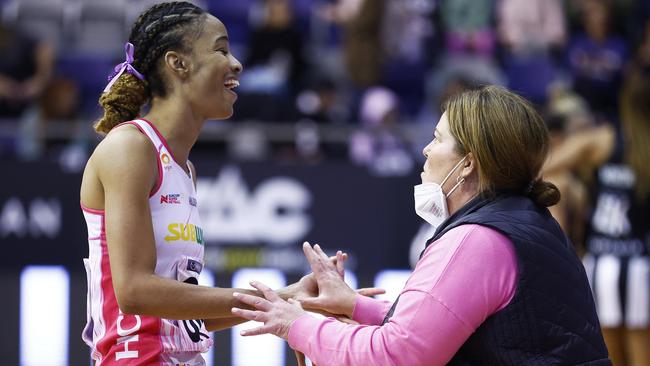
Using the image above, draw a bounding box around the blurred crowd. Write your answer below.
[0,0,646,170]
[0,0,647,168]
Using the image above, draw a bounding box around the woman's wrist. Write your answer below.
[343,292,358,318]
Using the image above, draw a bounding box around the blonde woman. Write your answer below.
[231,86,610,365]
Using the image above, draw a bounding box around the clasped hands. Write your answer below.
[231,242,384,340]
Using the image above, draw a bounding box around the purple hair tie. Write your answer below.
[103,42,146,93]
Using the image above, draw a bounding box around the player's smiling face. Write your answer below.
[183,15,242,120]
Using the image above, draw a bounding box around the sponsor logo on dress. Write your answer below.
[189,196,197,207]
[164,223,204,245]
[160,194,181,204]
[161,152,172,170]
[161,153,171,165]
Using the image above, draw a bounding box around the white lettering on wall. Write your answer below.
[1,198,61,238]
[253,177,311,245]
[197,167,312,245]
[1,198,27,237]
[29,199,61,238]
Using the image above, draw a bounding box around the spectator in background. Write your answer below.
[296,76,348,124]
[0,23,54,118]
[319,0,386,89]
[242,0,306,96]
[440,0,495,57]
[428,0,504,116]
[233,0,307,122]
[497,0,566,104]
[498,0,566,55]
[567,0,627,118]
[294,76,350,160]
[379,0,435,116]
[382,0,435,65]
[349,86,413,176]
[545,38,650,365]
[16,77,81,161]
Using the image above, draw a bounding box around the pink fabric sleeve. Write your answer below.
[287,224,518,366]
[351,294,394,325]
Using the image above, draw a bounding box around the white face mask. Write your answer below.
[414,156,467,230]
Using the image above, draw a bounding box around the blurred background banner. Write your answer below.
[1,158,418,272]
[2,160,84,267]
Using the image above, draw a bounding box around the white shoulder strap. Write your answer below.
[130,119,165,153]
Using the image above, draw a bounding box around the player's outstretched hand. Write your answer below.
[232,280,306,340]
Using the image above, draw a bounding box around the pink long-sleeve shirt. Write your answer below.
[288,224,518,366]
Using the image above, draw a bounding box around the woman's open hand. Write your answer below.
[281,249,348,301]
[294,243,359,318]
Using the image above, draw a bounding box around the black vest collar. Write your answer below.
[424,193,495,251]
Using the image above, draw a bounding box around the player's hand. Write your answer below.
[232,281,306,340]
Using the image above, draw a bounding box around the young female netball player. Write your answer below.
[79,2,313,364]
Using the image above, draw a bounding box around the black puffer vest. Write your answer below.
[384,193,610,365]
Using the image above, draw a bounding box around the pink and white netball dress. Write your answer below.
[81,119,212,365]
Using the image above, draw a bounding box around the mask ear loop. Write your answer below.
[440,155,468,197]
[446,175,466,198]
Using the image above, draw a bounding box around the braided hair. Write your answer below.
[95,2,207,133]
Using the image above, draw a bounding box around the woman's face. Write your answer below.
[421,113,465,189]
[184,15,243,120]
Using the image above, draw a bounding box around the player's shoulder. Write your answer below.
[90,122,157,172]
[94,122,155,159]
